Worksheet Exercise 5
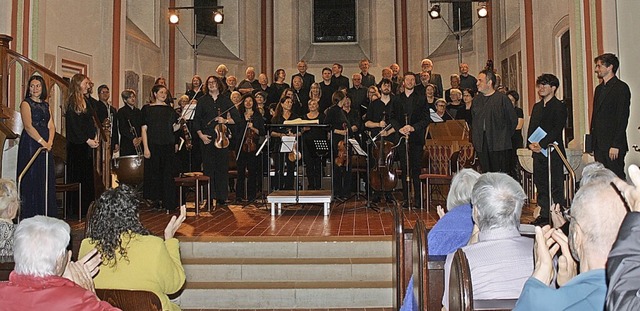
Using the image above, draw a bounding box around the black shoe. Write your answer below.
[217,199,227,206]
[529,216,549,227]
[385,196,396,204]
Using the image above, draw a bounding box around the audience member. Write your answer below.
[80,186,186,311]
[442,172,532,310]
[0,216,118,310]
[607,164,640,310]
[0,179,19,257]
[514,181,627,310]
[428,169,481,256]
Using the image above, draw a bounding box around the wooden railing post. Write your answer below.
[0,35,13,110]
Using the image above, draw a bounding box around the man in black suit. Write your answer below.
[331,63,350,90]
[471,69,518,173]
[394,72,430,208]
[590,53,631,179]
[291,60,315,90]
[96,84,119,152]
[527,74,567,226]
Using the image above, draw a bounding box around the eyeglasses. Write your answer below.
[610,181,632,213]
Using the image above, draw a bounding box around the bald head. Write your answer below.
[570,182,627,262]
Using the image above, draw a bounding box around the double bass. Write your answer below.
[370,116,398,192]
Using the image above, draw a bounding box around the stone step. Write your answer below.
[182,257,393,282]
[178,281,393,309]
[179,236,393,259]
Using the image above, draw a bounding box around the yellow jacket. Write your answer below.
[80,233,186,311]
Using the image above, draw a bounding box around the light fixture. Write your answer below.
[428,4,441,19]
[213,10,224,24]
[477,3,488,18]
[169,12,179,24]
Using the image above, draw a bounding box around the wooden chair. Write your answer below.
[448,249,516,311]
[412,219,428,311]
[54,154,82,220]
[419,140,475,211]
[449,249,473,311]
[392,204,405,309]
[95,289,162,311]
[0,256,14,281]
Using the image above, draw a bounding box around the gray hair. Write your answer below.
[570,182,627,258]
[471,173,526,231]
[446,169,481,211]
[580,162,617,187]
[13,216,70,277]
[0,179,19,219]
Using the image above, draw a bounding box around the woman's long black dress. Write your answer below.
[17,98,56,219]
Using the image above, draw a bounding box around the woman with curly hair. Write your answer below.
[79,185,186,311]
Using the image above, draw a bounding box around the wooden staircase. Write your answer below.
[176,237,394,309]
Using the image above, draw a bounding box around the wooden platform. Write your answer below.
[267,190,333,216]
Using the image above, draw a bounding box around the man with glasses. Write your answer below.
[514,181,627,310]
[527,74,567,226]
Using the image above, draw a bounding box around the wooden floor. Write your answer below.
[68,191,537,238]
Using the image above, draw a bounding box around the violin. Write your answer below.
[335,123,349,167]
[370,114,398,192]
[179,118,193,150]
[287,130,302,162]
[214,108,230,149]
[242,115,257,153]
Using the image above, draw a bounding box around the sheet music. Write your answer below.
[429,108,444,123]
[348,139,367,156]
[182,104,196,120]
[280,136,296,152]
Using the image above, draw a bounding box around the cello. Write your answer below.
[370,115,398,192]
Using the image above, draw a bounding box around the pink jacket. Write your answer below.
[0,271,120,311]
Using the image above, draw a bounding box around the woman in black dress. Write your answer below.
[301,99,326,190]
[235,94,266,202]
[270,96,299,190]
[17,75,56,218]
[65,73,99,217]
[141,84,180,211]
[268,69,290,104]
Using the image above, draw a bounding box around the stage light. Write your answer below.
[213,10,224,23]
[429,5,441,19]
[169,12,179,24]
[477,4,488,18]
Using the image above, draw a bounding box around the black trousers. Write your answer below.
[273,152,295,190]
[332,162,351,197]
[67,142,95,216]
[533,152,565,218]
[176,138,202,173]
[594,148,627,180]
[397,142,423,206]
[202,142,230,201]
[143,144,177,210]
[477,133,510,173]
[236,150,258,200]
